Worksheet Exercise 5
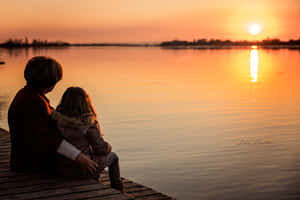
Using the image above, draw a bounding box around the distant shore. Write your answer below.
[159,44,300,50]
[159,38,300,49]
[0,39,159,48]
[0,38,300,49]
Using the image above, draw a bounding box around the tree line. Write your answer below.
[160,38,300,46]
[1,37,300,48]
[0,37,70,48]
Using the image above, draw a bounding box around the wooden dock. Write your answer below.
[0,128,175,200]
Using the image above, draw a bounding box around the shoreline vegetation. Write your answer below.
[0,37,300,49]
[160,38,300,50]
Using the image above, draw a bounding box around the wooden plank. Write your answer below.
[0,173,101,189]
[0,171,35,178]
[0,174,42,183]
[87,194,133,200]
[101,178,131,186]
[135,195,173,200]
[0,178,102,196]
[0,171,69,183]
[0,168,10,172]
[123,182,145,188]
[128,190,162,198]
[0,152,10,155]
[0,164,10,169]
[0,176,78,190]
[27,188,122,200]
[1,183,114,200]
[126,187,151,193]
[0,159,10,164]
[0,155,10,159]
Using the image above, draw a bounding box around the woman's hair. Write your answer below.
[24,56,63,89]
[56,87,97,124]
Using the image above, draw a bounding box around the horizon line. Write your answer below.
[1,37,300,45]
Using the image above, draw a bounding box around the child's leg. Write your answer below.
[106,152,123,191]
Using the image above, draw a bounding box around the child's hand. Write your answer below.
[76,153,99,175]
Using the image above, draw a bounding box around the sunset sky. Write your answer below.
[1,0,299,43]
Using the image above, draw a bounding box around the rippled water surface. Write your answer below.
[1,47,300,199]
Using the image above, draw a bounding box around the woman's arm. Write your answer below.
[56,139,80,160]
[56,140,98,174]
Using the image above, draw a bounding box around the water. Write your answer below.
[1,47,300,199]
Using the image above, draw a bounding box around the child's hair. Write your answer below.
[24,56,63,89]
[56,87,97,124]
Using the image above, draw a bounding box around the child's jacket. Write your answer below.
[51,111,110,177]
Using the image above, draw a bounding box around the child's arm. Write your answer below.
[87,126,111,156]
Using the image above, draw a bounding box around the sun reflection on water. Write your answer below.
[250,49,258,82]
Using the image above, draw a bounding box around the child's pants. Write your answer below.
[106,152,122,187]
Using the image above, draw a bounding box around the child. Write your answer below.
[51,87,124,192]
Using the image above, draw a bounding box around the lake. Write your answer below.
[1,46,300,199]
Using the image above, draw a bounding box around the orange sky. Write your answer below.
[0,0,299,43]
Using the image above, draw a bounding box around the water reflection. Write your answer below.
[1,47,300,200]
[250,49,258,82]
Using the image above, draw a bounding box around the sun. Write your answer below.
[249,24,261,35]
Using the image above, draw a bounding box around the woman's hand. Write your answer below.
[76,153,98,175]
